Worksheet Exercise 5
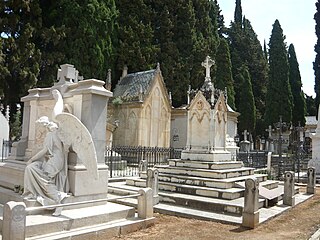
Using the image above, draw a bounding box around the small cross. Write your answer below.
[265,125,272,138]
[242,130,249,141]
[201,56,215,82]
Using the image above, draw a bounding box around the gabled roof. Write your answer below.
[113,69,157,102]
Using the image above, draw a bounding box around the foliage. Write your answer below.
[114,0,158,83]
[0,0,41,118]
[237,65,256,133]
[314,0,320,114]
[9,105,22,141]
[215,38,235,109]
[265,20,293,126]
[288,44,306,126]
[306,94,317,116]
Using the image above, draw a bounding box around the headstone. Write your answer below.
[283,171,295,206]
[239,130,250,152]
[242,177,260,228]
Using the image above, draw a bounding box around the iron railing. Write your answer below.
[105,146,182,178]
[237,151,268,169]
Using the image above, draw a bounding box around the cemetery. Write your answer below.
[0,59,318,239]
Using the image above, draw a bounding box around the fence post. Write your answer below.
[138,188,153,219]
[283,171,295,206]
[307,167,316,194]
[147,168,159,205]
[267,152,272,177]
[3,201,26,240]
[242,177,260,228]
[139,160,147,177]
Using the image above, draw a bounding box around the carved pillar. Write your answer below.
[283,171,295,206]
[242,177,260,228]
[307,167,316,194]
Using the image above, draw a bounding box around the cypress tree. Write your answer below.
[265,20,293,126]
[190,0,219,90]
[306,94,317,116]
[314,0,320,113]
[237,65,256,133]
[234,0,242,26]
[288,44,306,126]
[216,38,235,109]
[43,0,117,80]
[0,0,41,113]
[115,0,158,79]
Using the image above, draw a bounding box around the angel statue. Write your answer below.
[23,89,98,216]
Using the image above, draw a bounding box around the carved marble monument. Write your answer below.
[308,105,320,174]
[181,56,233,161]
[0,64,112,198]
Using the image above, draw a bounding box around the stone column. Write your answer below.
[138,188,153,219]
[307,167,316,194]
[147,168,159,205]
[139,160,147,176]
[283,171,295,206]
[3,201,26,240]
[267,152,272,177]
[242,177,260,228]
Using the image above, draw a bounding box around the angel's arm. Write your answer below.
[27,147,48,164]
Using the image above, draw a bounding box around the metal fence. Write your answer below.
[1,140,12,161]
[237,151,268,169]
[105,146,182,178]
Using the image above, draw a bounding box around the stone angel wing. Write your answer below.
[51,89,99,179]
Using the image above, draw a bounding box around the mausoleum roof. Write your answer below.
[113,69,157,102]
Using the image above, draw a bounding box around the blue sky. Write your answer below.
[219,0,317,97]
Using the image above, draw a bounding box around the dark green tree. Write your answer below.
[237,65,256,133]
[265,20,293,126]
[213,0,227,38]
[115,0,158,79]
[306,94,317,116]
[314,0,320,113]
[263,39,268,61]
[215,38,235,109]
[288,44,306,126]
[242,18,269,135]
[190,0,219,89]
[234,0,242,26]
[0,0,41,113]
[43,0,117,80]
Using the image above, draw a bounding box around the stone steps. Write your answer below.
[155,165,255,179]
[168,159,243,170]
[0,202,154,239]
[108,184,264,215]
[134,173,268,190]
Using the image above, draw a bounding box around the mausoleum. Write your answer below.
[109,64,171,147]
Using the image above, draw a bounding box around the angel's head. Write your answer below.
[36,116,58,131]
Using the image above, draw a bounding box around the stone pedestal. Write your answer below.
[181,149,231,161]
[242,177,260,228]
[283,171,295,206]
[307,167,316,194]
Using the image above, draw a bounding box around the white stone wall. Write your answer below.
[0,112,9,157]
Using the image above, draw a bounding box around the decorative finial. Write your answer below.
[169,92,172,104]
[156,62,161,71]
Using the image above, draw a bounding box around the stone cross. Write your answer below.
[201,56,215,82]
[266,125,272,138]
[242,130,249,142]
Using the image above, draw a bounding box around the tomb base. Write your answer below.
[242,211,259,228]
[181,149,231,162]
[68,164,109,196]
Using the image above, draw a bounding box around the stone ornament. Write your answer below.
[23,89,98,215]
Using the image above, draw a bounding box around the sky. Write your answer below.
[219,0,317,97]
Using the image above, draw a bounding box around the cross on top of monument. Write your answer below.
[242,129,249,142]
[201,56,215,82]
[266,125,272,138]
[57,64,82,84]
